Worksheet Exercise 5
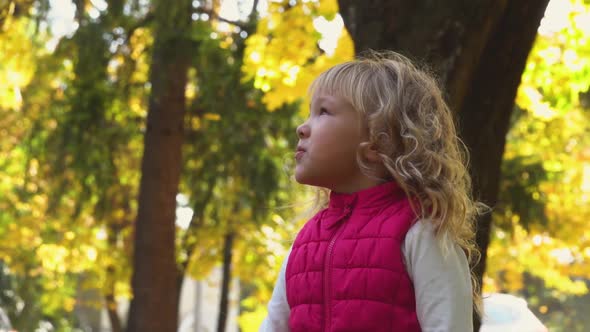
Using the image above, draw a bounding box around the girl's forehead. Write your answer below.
[309,75,357,109]
[311,83,347,101]
[311,81,342,95]
[311,93,358,115]
[311,75,355,100]
[311,93,344,106]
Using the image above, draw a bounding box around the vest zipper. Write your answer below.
[323,205,352,332]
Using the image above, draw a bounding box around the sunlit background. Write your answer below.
[0,0,589,331]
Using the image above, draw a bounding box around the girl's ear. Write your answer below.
[359,141,381,163]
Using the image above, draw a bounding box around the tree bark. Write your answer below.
[216,232,235,332]
[337,0,549,329]
[105,293,123,332]
[126,0,192,330]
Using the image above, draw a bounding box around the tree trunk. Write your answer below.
[126,0,192,330]
[216,232,235,332]
[337,0,549,329]
[105,293,123,332]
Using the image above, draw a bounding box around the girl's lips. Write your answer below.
[295,150,305,160]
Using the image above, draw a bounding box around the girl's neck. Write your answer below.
[328,176,386,194]
[327,180,406,211]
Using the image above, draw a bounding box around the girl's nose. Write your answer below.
[296,123,309,138]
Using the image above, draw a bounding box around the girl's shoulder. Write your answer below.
[291,209,328,246]
[405,219,461,260]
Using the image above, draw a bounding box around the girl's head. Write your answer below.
[296,50,483,309]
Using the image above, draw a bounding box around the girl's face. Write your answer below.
[295,93,370,193]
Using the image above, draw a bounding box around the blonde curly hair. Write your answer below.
[308,50,486,314]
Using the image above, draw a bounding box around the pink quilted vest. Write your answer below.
[286,181,421,332]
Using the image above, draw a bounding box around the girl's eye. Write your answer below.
[319,107,329,115]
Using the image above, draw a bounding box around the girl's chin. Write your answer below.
[294,173,325,188]
[294,172,306,185]
[294,169,312,186]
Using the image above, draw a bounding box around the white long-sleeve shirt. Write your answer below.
[260,220,474,332]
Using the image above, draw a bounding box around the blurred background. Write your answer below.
[0,0,589,331]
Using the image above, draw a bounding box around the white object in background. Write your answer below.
[480,293,548,332]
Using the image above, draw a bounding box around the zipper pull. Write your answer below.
[343,204,352,218]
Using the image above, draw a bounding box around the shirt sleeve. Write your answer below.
[402,221,474,332]
[259,250,291,332]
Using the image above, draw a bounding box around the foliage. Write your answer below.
[0,0,588,330]
[178,16,302,282]
[0,1,147,329]
[241,0,353,113]
[485,0,590,329]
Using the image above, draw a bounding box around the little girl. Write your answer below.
[261,51,482,332]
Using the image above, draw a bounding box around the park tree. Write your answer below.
[125,0,193,329]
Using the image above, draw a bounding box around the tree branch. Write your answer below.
[125,12,155,43]
[193,7,247,30]
[248,0,259,22]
